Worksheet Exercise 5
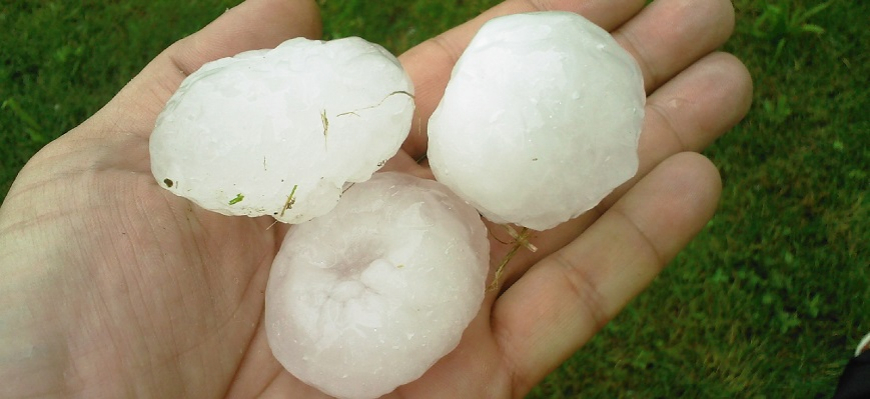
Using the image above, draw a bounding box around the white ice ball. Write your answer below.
[150,37,414,223]
[428,12,645,231]
[265,172,489,399]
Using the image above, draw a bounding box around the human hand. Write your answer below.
[0,0,751,397]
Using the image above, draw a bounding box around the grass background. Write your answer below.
[2,0,867,397]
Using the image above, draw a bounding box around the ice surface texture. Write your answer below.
[428,12,645,231]
[265,172,490,399]
[150,37,414,223]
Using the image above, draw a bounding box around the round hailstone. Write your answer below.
[265,172,489,399]
[150,37,414,224]
[427,11,645,231]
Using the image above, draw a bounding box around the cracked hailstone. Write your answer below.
[265,172,489,399]
[428,11,645,231]
[149,37,414,223]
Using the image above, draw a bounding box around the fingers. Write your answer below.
[491,152,722,395]
[597,51,752,208]
[485,50,749,290]
[92,0,322,135]
[400,0,735,161]
[642,52,752,155]
[399,0,646,159]
[613,0,735,93]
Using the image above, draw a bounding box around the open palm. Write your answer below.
[0,0,751,397]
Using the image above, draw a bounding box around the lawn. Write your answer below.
[2,0,867,397]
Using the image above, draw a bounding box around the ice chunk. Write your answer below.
[265,172,490,399]
[428,12,645,230]
[150,37,415,223]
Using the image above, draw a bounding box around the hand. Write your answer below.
[0,0,751,397]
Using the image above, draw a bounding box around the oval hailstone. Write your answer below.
[150,37,414,223]
[428,12,645,231]
[266,172,489,399]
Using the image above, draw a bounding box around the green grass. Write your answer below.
[2,0,867,397]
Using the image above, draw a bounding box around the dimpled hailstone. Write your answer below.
[428,12,645,231]
[150,37,414,224]
[265,172,489,399]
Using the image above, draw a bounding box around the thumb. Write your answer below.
[89,0,322,138]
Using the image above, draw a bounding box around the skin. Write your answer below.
[0,0,751,397]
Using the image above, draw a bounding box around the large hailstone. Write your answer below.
[150,37,414,223]
[265,172,489,399]
[428,12,645,231]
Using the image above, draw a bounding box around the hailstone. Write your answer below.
[150,37,414,223]
[427,11,645,231]
[265,172,489,399]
